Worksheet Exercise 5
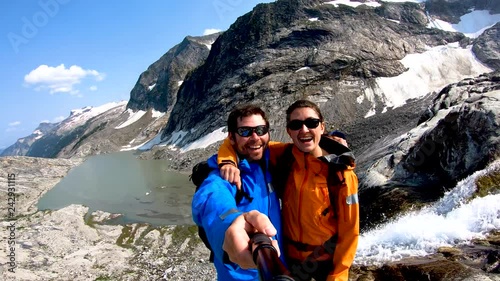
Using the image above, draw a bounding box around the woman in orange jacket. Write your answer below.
[217,100,359,281]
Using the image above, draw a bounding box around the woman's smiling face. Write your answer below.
[286,107,325,157]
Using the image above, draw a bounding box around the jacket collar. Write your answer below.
[289,136,356,170]
[318,135,356,169]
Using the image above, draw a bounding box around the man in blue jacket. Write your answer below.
[192,104,282,281]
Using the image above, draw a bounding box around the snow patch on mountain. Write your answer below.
[324,0,381,8]
[59,101,127,132]
[115,109,147,129]
[361,43,492,117]
[115,108,165,131]
[151,110,165,118]
[427,10,500,38]
[180,127,227,153]
[122,131,164,151]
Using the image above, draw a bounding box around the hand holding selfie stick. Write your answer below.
[250,233,294,281]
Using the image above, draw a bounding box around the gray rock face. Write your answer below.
[351,239,500,280]
[54,106,168,158]
[395,71,500,189]
[357,71,500,230]
[473,22,500,70]
[375,1,428,25]
[127,33,221,113]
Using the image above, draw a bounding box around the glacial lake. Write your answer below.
[37,151,195,226]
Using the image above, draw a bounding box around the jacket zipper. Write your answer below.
[298,152,308,244]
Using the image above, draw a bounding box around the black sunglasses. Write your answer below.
[236,125,269,137]
[287,118,321,131]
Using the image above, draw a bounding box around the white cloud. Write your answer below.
[8,121,21,127]
[89,85,98,91]
[6,122,23,132]
[40,116,65,124]
[24,64,105,94]
[203,28,221,35]
[53,116,66,123]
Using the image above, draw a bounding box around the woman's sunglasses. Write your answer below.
[236,125,269,137]
[287,118,321,131]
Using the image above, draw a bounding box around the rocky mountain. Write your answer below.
[0,122,57,156]
[2,102,126,158]
[127,33,221,114]
[0,101,168,158]
[160,0,496,149]
[473,21,500,69]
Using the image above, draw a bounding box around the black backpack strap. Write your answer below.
[319,153,352,217]
[271,144,294,199]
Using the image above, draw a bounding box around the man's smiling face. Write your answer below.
[230,114,269,162]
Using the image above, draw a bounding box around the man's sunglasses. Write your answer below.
[236,125,269,137]
[287,118,321,131]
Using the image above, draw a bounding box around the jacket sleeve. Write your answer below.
[267,141,289,167]
[192,172,243,264]
[328,168,359,281]
[217,137,238,166]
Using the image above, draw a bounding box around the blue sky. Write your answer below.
[0,0,273,149]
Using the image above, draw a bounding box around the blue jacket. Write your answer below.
[192,149,282,281]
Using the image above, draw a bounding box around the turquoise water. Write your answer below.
[37,151,194,226]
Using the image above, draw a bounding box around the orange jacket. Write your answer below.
[218,137,359,281]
